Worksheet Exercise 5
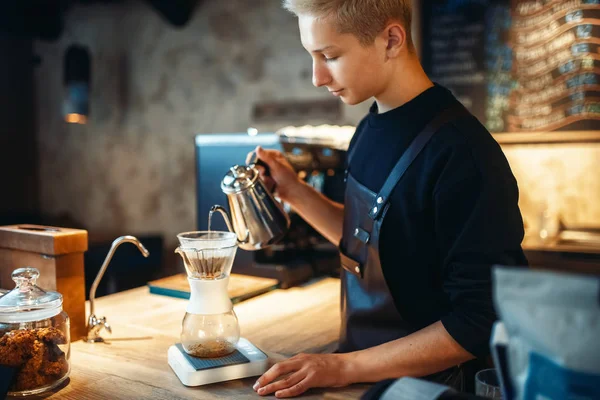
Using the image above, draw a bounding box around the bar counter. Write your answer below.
[46,277,371,399]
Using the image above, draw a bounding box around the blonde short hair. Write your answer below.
[282,0,413,47]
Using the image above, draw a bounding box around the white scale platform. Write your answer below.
[168,338,269,386]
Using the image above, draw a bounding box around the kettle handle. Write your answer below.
[248,150,277,194]
[210,205,250,244]
[248,150,271,177]
[253,159,271,177]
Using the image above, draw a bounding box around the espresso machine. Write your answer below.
[194,125,354,288]
[268,125,353,275]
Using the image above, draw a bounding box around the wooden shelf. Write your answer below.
[492,130,600,145]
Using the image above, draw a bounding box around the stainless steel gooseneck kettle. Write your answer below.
[210,153,290,251]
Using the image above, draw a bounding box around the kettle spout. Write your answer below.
[210,205,249,244]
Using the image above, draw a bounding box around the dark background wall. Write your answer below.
[1,1,599,287]
[32,0,370,252]
[0,37,39,224]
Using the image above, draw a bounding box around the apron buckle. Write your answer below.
[353,227,370,244]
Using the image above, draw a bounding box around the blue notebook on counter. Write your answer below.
[148,273,279,304]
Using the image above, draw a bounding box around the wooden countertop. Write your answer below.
[45,277,370,399]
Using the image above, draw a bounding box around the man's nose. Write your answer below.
[312,61,331,87]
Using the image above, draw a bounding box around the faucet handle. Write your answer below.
[102,317,112,334]
[98,317,112,334]
[84,314,111,343]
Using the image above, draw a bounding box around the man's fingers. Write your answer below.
[256,371,305,396]
[246,146,288,167]
[259,147,291,168]
[261,176,277,192]
[256,146,282,159]
[254,360,299,389]
[274,377,311,398]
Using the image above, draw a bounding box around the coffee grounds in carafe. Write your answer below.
[186,339,236,358]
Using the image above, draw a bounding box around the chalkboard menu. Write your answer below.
[421,0,600,133]
[421,0,489,124]
[508,0,600,132]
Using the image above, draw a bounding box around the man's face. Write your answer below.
[299,15,389,105]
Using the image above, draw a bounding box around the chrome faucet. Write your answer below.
[84,235,149,343]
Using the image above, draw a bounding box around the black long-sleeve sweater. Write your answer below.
[346,83,528,357]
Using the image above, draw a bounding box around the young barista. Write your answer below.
[250,0,528,397]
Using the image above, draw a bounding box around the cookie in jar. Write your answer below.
[0,268,70,396]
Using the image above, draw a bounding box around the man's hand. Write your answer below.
[253,353,355,398]
[246,146,301,203]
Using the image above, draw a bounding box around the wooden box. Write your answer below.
[0,224,88,340]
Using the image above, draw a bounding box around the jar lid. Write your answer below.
[0,267,63,323]
[221,165,258,193]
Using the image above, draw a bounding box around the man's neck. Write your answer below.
[374,55,434,114]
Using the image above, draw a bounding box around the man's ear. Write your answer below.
[384,23,407,58]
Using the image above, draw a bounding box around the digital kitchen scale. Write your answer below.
[168,337,269,386]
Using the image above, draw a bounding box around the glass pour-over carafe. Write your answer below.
[175,231,240,358]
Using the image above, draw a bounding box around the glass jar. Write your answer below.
[175,231,241,358]
[0,268,70,396]
[181,309,240,358]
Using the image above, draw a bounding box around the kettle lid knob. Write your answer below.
[221,165,258,193]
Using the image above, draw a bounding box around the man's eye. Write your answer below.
[325,56,338,62]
